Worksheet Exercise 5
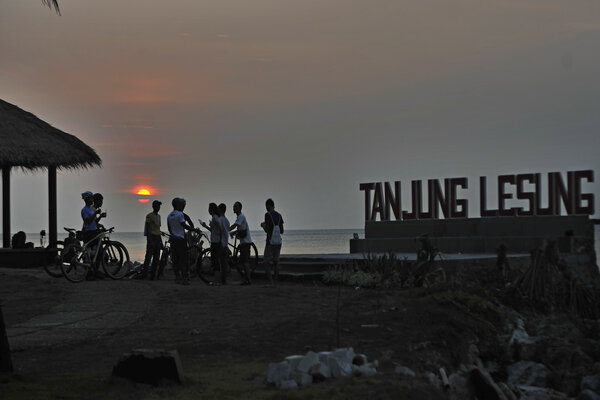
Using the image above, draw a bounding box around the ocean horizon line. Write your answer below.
[5,228,365,238]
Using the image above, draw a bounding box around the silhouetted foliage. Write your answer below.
[41,0,61,15]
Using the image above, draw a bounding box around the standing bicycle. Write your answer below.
[59,226,130,282]
[195,225,259,284]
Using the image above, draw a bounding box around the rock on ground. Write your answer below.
[579,389,600,400]
[111,349,184,385]
[517,385,569,400]
[507,361,550,387]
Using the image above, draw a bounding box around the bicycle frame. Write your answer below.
[79,229,112,267]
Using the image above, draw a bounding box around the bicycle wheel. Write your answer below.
[195,247,214,279]
[101,241,131,279]
[249,242,259,275]
[60,244,89,283]
[197,247,216,285]
[187,244,201,277]
[43,240,65,278]
[155,245,169,279]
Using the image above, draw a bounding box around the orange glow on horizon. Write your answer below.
[138,199,150,203]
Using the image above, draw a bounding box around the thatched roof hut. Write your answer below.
[0,99,101,170]
[0,99,102,248]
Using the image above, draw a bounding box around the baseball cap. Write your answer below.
[81,191,93,199]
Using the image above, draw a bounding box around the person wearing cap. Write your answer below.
[142,200,162,279]
[81,191,101,264]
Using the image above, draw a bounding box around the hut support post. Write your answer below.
[2,167,10,248]
[48,166,57,248]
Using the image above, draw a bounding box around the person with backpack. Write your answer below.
[260,198,284,285]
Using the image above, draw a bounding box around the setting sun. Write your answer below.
[137,188,151,195]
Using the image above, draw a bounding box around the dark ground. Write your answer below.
[0,265,508,399]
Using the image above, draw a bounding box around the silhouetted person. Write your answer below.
[230,201,252,284]
[92,192,106,228]
[201,203,224,284]
[81,191,101,261]
[143,200,162,280]
[11,231,32,249]
[219,203,231,284]
[167,197,194,285]
[261,198,284,285]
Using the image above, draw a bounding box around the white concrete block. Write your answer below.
[298,351,319,373]
[310,362,332,380]
[267,363,279,383]
[333,347,355,362]
[395,366,416,377]
[352,364,377,377]
[292,370,313,386]
[329,356,352,378]
[278,379,298,390]
[318,351,332,365]
[285,355,304,371]
[267,361,291,384]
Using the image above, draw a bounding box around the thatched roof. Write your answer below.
[0,99,101,170]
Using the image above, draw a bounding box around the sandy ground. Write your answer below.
[0,266,498,399]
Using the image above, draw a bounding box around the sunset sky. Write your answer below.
[1,0,599,232]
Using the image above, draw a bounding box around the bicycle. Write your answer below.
[127,232,174,280]
[194,231,259,283]
[156,230,214,284]
[156,231,172,279]
[44,228,84,278]
[59,227,131,283]
[44,238,70,278]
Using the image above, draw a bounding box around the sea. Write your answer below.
[6,229,363,262]
[3,226,600,263]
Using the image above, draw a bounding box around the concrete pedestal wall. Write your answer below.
[350,216,594,254]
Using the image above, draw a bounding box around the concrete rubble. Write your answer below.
[266,347,378,389]
[436,311,600,400]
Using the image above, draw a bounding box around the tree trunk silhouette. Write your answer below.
[0,304,13,372]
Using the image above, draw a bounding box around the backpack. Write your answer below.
[269,213,282,245]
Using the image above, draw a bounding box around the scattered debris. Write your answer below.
[266,348,378,389]
[394,365,416,377]
[439,367,450,389]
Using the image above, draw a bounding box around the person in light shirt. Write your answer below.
[218,203,231,285]
[201,203,224,284]
[167,197,195,285]
[229,201,253,285]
